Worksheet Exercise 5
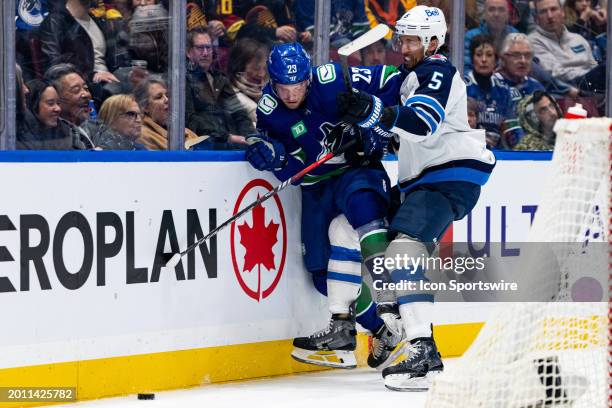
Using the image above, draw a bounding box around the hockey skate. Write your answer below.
[367,323,406,370]
[291,314,357,369]
[382,337,444,391]
[368,304,406,370]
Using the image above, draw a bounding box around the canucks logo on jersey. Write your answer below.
[316,122,353,163]
[16,0,48,30]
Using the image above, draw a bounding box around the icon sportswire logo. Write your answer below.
[230,179,287,301]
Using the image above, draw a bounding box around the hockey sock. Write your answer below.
[357,219,395,304]
[355,279,384,332]
[385,234,435,340]
[327,215,362,314]
[327,244,362,314]
[399,302,433,340]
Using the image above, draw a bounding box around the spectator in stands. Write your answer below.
[360,39,387,65]
[467,97,480,129]
[185,28,254,150]
[364,0,416,36]
[491,34,548,148]
[39,0,129,86]
[508,0,537,33]
[238,2,306,45]
[564,0,607,63]
[514,90,562,150]
[16,0,51,81]
[464,0,518,72]
[134,77,198,150]
[17,79,85,150]
[495,34,545,105]
[227,38,269,127]
[127,0,169,73]
[15,64,29,127]
[44,63,120,149]
[114,0,158,22]
[564,0,607,36]
[44,64,93,126]
[98,94,146,150]
[465,35,514,149]
[294,0,369,48]
[528,0,604,93]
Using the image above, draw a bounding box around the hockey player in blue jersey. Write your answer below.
[245,42,406,370]
[337,6,496,391]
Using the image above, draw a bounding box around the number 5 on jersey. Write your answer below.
[428,72,443,90]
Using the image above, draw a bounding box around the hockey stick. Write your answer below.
[337,24,390,91]
[162,139,357,268]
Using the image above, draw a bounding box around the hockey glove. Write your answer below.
[361,126,394,157]
[337,89,396,130]
[245,134,287,171]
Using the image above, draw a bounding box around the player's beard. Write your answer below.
[402,48,425,70]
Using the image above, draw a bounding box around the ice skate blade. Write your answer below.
[384,370,441,392]
[373,339,407,371]
[291,347,357,369]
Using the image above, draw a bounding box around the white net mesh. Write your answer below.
[426,118,611,408]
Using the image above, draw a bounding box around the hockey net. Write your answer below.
[426,118,611,408]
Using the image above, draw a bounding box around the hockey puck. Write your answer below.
[137,393,155,400]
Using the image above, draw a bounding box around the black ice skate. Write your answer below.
[367,323,406,370]
[291,314,357,369]
[369,303,406,370]
[382,337,444,391]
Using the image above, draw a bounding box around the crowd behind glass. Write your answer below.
[11,0,608,152]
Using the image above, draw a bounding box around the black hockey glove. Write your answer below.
[337,89,397,130]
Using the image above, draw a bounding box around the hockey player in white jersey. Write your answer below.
[337,6,496,391]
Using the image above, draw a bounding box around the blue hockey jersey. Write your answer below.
[256,62,402,186]
[465,71,515,137]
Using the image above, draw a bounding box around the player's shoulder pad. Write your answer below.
[414,55,456,81]
[257,91,280,116]
[313,63,341,85]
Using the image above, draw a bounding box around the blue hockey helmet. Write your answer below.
[268,42,312,86]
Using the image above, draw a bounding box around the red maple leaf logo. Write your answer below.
[231,180,287,302]
[237,197,279,283]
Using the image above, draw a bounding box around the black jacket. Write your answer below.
[38,6,129,80]
[17,110,86,150]
[186,62,256,141]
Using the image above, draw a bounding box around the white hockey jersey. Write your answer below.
[389,55,496,191]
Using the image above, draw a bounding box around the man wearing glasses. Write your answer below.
[492,33,545,148]
[185,28,255,150]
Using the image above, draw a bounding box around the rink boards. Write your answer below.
[0,150,551,406]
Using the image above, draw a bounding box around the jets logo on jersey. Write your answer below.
[258,94,278,115]
[316,64,336,84]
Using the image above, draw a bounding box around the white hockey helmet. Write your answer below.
[395,6,447,53]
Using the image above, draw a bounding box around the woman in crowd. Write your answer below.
[564,0,607,62]
[226,38,269,127]
[464,35,514,148]
[17,79,84,150]
[134,77,197,150]
[564,0,607,35]
[98,94,146,150]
